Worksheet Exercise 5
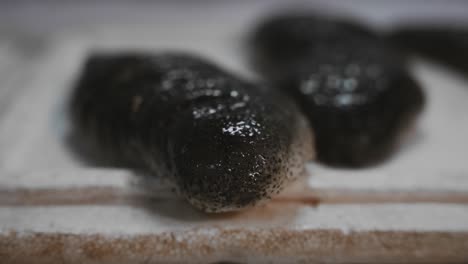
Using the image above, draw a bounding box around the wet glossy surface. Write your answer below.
[389,27,468,75]
[71,53,313,212]
[252,15,425,167]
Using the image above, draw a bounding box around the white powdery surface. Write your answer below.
[0,169,133,189]
[1,204,468,235]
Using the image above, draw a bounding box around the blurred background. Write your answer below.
[2,0,467,81]
[2,0,468,33]
[2,0,468,75]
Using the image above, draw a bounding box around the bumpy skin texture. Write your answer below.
[389,27,468,75]
[71,53,313,212]
[252,15,425,167]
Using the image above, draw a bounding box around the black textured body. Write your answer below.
[389,27,468,75]
[251,15,381,76]
[71,53,313,212]
[252,15,425,167]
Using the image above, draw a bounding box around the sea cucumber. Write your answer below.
[70,53,314,212]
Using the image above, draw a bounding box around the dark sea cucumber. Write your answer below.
[251,15,425,167]
[70,53,314,212]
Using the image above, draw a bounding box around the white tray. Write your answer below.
[1,3,468,263]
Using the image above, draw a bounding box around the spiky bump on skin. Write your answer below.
[251,15,425,167]
[70,53,314,212]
